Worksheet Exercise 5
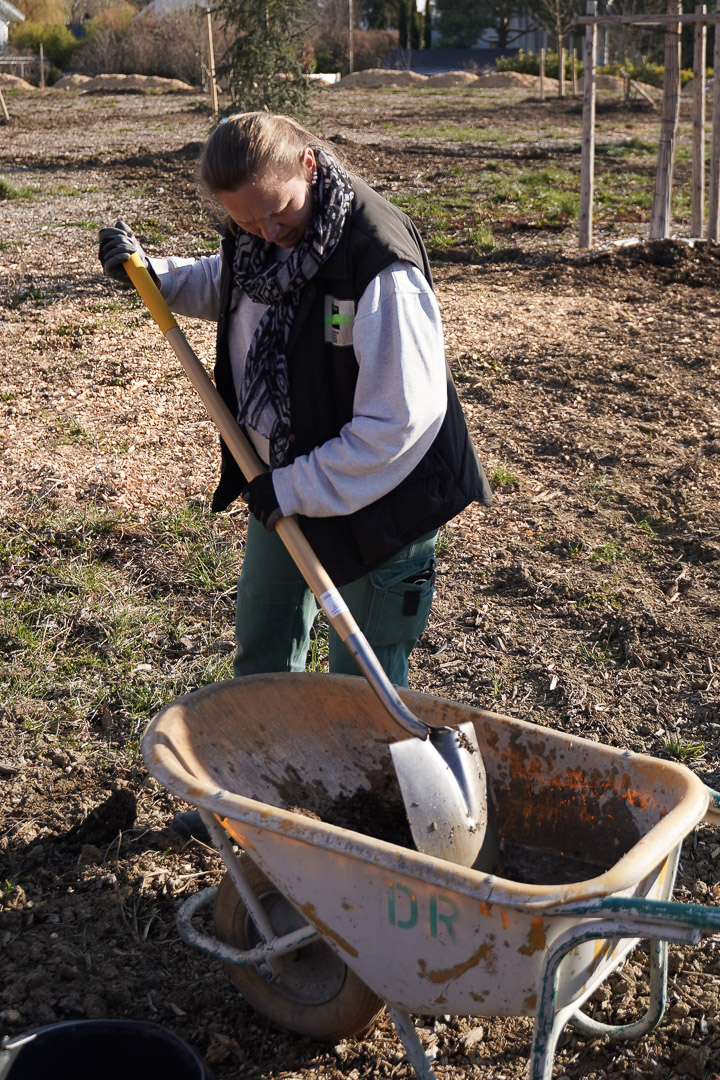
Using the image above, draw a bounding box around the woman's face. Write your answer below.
[218,149,315,248]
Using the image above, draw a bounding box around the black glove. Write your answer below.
[98,219,157,286]
[242,473,282,531]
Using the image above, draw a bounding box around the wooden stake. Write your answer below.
[650,0,682,238]
[205,9,219,120]
[571,46,578,96]
[619,64,659,107]
[39,43,45,90]
[692,5,707,236]
[709,6,720,239]
[559,45,566,97]
[579,0,597,249]
[540,47,546,100]
[0,88,9,124]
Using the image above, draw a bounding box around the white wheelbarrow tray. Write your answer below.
[143,673,720,1080]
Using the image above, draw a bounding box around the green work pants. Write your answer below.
[234,516,438,688]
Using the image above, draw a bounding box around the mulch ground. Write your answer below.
[1,86,720,1080]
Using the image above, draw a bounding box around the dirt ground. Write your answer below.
[1,86,720,1080]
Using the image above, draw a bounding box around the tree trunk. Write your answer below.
[398,0,408,50]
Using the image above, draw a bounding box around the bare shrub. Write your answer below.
[312,24,397,74]
[72,11,205,84]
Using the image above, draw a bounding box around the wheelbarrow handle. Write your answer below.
[556,892,720,936]
[122,253,430,741]
[703,785,720,826]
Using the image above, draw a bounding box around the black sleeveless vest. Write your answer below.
[212,177,492,585]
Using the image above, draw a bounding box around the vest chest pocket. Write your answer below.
[324,296,355,347]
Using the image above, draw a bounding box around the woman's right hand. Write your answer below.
[98,220,154,285]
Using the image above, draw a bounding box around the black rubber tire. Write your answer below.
[213,856,385,1041]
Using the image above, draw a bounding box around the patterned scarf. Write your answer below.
[231,149,354,468]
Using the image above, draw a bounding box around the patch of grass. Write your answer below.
[55,322,100,339]
[489,464,519,491]
[63,219,102,232]
[0,177,37,201]
[435,526,456,555]
[307,616,329,672]
[388,188,494,256]
[481,163,580,225]
[397,123,520,145]
[1,877,28,896]
[135,218,166,246]
[54,415,94,446]
[591,541,630,564]
[53,182,83,197]
[0,498,240,745]
[578,640,614,664]
[466,223,496,253]
[595,171,654,216]
[9,286,47,308]
[89,296,140,314]
[598,136,656,156]
[576,583,623,610]
[629,513,670,538]
[662,733,705,762]
[149,503,238,592]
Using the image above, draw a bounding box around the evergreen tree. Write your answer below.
[360,0,400,29]
[218,0,308,117]
[409,0,420,48]
[434,0,485,46]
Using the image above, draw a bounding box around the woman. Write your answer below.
[99,113,491,834]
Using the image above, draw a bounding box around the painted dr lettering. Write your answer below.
[387,883,458,940]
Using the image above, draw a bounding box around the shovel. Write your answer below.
[121,251,490,868]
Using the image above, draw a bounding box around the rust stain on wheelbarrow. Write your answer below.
[518,917,547,956]
[300,902,359,958]
[418,940,496,983]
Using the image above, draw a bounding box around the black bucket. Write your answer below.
[0,1020,213,1080]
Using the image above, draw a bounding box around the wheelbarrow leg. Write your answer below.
[198,809,286,978]
[529,917,701,1080]
[387,1007,438,1080]
[569,939,668,1041]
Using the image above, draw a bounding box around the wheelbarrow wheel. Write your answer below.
[213,856,385,1041]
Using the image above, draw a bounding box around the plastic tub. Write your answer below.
[0,1020,213,1080]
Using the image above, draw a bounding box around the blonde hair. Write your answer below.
[200,112,334,194]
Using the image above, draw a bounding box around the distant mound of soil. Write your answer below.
[339,68,427,88]
[426,70,480,87]
[53,74,92,89]
[592,73,626,91]
[576,73,657,94]
[79,73,196,93]
[475,71,545,89]
[0,73,37,89]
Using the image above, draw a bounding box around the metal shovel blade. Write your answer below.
[389,721,488,867]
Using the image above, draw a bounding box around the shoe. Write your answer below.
[171,809,212,844]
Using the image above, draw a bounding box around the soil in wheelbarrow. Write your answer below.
[295,784,614,887]
[3,86,720,1080]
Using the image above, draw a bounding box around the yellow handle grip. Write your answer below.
[123,252,177,335]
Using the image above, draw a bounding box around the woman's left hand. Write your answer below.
[242,474,283,531]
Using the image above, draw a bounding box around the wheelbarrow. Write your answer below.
[142,673,720,1080]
